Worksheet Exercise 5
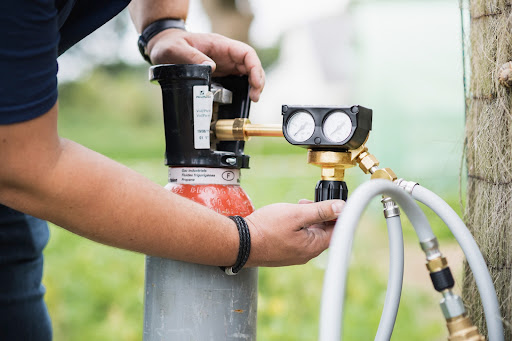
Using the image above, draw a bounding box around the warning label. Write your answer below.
[169,167,240,185]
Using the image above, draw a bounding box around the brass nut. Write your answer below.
[215,118,249,141]
[371,168,397,181]
[321,167,346,181]
[308,150,356,167]
[358,154,380,174]
[426,256,448,273]
[447,314,485,341]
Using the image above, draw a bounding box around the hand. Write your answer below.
[244,199,345,267]
[147,29,265,102]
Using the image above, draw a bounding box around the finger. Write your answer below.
[298,199,313,204]
[225,42,265,102]
[150,33,218,71]
[305,223,334,255]
[298,200,345,225]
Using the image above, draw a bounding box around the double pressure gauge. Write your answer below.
[282,105,372,150]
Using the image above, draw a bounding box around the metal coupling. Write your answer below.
[446,313,485,341]
[381,197,400,218]
[420,238,442,260]
[394,178,419,194]
[440,290,466,319]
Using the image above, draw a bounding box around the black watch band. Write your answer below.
[137,18,187,64]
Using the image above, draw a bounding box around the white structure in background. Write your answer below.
[250,12,354,124]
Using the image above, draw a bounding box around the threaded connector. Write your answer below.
[430,267,455,292]
[381,197,400,218]
[440,290,466,319]
[446,313,485,341]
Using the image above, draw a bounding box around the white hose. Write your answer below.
[411,185,504,341]
[375,215,404,341]
[319,180,434,341]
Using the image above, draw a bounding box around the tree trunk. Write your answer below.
[464,1,512,338]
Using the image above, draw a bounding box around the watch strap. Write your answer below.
[138,18,187,64]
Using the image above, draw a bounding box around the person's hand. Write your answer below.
[147,29,265,102]
[244,199,345,267]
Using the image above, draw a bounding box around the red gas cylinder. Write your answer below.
[165,167,254,216]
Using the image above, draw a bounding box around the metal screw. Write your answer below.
[225,157,237,165]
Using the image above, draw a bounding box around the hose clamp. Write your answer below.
[381,197,400,218]
[420,237,442,260]
[395,178,419,194]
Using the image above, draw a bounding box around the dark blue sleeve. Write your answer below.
[0,0,59,124]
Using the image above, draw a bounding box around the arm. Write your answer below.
[128,0,265,102]
[0,104,342,267]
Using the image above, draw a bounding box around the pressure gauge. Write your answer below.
[286,111,315,142]
[323,111,353,143]
[282,105,372,150]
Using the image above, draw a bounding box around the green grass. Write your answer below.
[43,65,461,340]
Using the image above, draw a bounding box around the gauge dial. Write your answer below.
[323,111,353,143]
[286,111,315,142]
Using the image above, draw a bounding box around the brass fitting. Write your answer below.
[426,256,448,273]
[214,118,283,141]
[357,150,380,174]
[371,168,398,181]
[307,150,356,181]
[446,314,485,341]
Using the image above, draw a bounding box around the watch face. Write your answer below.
[286,111,315,142]
[322,111,353,143]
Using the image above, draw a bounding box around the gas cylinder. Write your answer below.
[143,64,258,340]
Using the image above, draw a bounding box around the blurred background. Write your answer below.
[45,0,466,339]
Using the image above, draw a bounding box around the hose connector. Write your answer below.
[381,197,400,218]
[446,314,485,341]
[420,237,442,260]
[440,290,466,319]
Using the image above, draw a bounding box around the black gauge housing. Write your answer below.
[281,105,372,151]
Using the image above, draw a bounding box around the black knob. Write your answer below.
[315,180,348,202]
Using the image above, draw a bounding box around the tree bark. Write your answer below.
[464,1,512,338]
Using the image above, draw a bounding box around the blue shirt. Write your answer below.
[0,0,131,124]
[0,1,131,339]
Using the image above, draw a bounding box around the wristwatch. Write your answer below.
[137,18,187,64]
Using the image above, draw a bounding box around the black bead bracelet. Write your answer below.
[221,215,251,275]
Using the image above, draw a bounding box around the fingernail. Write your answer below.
[332,201,345,215]
[201,61,215,69]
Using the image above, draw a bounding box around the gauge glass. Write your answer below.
[323,111,352,143]
[286,111,315,142]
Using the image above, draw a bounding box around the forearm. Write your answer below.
[128,0,189,32]
[0,112,238,266]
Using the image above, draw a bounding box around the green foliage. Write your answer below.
[44,64,454,340]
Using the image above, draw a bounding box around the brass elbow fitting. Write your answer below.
[351,147,396,181]
[371,168,398,181]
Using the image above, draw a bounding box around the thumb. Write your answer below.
[298,200,345,225]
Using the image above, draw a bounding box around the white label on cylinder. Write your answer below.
[193,85,213,149]
[169,167,240,185]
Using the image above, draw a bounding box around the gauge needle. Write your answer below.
[331,124,343,135]
[294,122,307,137]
